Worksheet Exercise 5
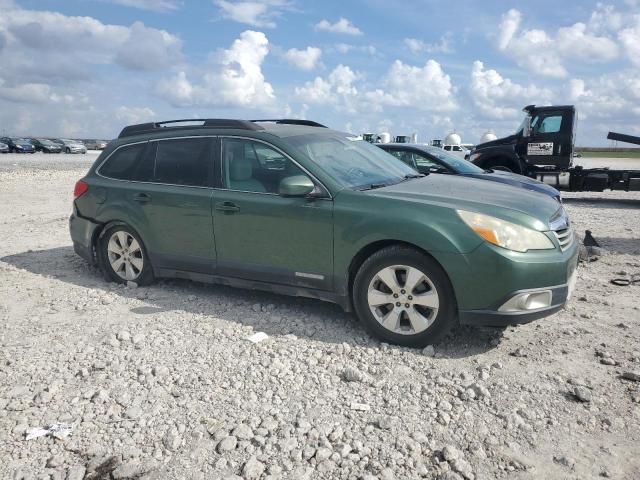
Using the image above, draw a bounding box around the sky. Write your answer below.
[0,0,639,146]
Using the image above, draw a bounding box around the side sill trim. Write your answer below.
[155,267,351,312]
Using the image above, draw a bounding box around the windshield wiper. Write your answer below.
[358,183,387,191]
[403,173,425,179]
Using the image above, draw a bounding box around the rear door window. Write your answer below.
[99,143,146,180]
[153,138,211,187]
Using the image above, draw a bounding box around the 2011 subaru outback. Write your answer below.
[69,119,579,347]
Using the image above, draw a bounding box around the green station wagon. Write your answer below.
[70,119,579,347]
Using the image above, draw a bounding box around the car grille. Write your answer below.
[553,227,574,252]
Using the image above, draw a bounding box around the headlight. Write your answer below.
[457,210,554,253]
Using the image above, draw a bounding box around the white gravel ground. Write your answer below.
[1,153,639,480]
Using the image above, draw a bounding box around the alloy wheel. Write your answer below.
[107,231,144,281]
[367,264,440,335]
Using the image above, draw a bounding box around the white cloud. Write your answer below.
[496,8,619,78]
[284,46,322,70]
[115,21,183,70]
[334,43,377,55]
[107,0,181,11]
[214,0,290,28]
[315,18,362,36]
[157,30,275,108]
[619,16,640,67]
[295,65,362,113]
[0,5,183,81]
[366,60,457,112]
[469,61,552,119]
[296,59,456,115]
[115,106,156,124]
[404,33,453,54]
[0,78,52,103]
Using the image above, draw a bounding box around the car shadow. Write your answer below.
[597,237,640,255]
[1,246,502,358]
[562,197,640,210]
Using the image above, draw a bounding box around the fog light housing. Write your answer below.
[498,290,552,312]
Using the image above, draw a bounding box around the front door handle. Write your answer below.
[215,201,240,213]
[133,193,151,203]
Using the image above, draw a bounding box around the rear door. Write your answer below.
[211,137,334,290]
[98,137,217,274]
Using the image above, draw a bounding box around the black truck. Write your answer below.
[468,105,640,192]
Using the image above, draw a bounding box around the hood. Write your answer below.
[367,174,563,231]
[474,134,518,150]
[484,170,560,198]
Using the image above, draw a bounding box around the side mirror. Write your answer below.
[279,175,315,197]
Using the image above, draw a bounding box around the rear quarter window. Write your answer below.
[98,143,146,180]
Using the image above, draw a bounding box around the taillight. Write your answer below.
[74,180,89,198]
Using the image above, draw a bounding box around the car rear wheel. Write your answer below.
[99,226,154,285]
[65,147,70,154]
[352,246,457,347]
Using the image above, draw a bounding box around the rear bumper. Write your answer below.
[69,209,100,265]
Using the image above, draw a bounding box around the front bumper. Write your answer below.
[458,282,570,326]
[69,208,100,265]
[441,235,579,327]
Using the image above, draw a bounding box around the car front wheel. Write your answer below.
[352,246,457,347]
[99,226,154,285]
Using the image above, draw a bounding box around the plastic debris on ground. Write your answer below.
[25,423,73,440]
[246,332,269,343]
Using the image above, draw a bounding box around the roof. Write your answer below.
[117,118,328,139]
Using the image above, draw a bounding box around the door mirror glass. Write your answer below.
[279,175,315,197]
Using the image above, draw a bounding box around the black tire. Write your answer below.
[65,147,70,154]
[352,246,457,348]
[98,225,154,286]
[485,157,521,174]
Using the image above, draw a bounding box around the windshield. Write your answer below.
[422,146,485,174]
[287,133,417,189]
[37,139,53,145]
[15,138,31,143]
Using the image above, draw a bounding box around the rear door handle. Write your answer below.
[133,193,151,203]
[215,201,240,213]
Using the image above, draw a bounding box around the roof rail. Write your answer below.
[250,119,328,128]
[117,118,264,139]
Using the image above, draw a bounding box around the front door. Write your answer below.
[126,137,216,274]
[520,110,571,168]
[212,137,333,290]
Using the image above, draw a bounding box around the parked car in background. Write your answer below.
[442,144,469,158]
[55,139,87,154]
[0,137,35,153]
[378,143,562,201]
[0,141,9,153]
[70,118,578,347]
[84,139,108,150]
[30,138,63,153]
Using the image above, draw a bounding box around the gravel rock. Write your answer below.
[66,466,86,480]
[231,423,253,440]
[217,436,238,452]
[573,386,592,403]
[315,447,332,462]
[116,330,130,342]
[622,371,640,382]
[422,345,436,357]
[242,456,265,480]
